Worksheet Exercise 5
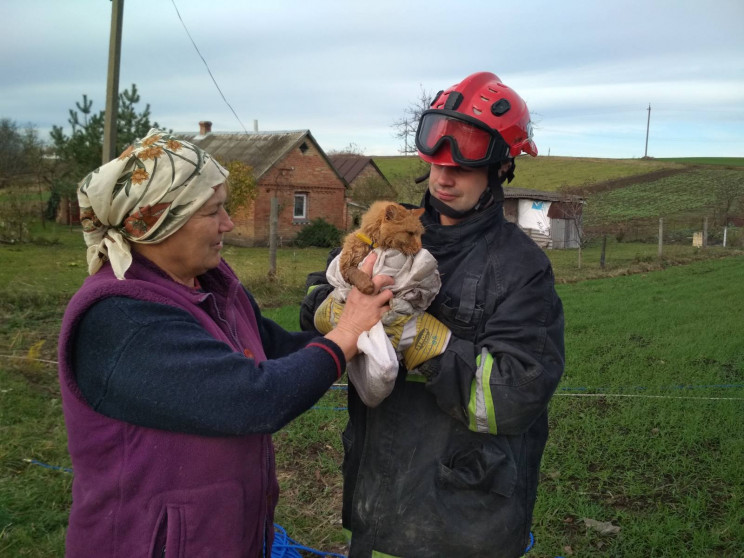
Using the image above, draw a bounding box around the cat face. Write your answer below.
[363,202,425,255]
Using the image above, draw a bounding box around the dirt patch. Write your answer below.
[564,168,690,195]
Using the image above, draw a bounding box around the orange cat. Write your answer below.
[339,201,425,295]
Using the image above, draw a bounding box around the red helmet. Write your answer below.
[416,72,537,167]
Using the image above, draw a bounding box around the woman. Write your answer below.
[57,129,392,557]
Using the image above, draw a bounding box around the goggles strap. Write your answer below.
[414,171,430,184]
[426,188,495,221]
[424,159,514,221]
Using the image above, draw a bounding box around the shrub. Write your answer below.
[293,218,343,248]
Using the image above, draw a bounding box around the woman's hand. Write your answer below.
[324,253,394,360]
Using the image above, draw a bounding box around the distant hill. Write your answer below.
[375,155,744,193]
[373,155,744,229]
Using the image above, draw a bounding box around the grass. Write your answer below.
[584,169,744,226]
[657,157,744,168]
[1,221,743,556]
[536,259,744,556]
[269,258,744,557]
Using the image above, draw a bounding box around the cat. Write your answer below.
[339,201,425,295]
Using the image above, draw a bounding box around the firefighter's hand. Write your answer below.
[314,295,344,334]
[384,312,451,370]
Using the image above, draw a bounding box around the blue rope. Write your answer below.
[272,523,346,557]
[559,382,743,392]
[524,531,535,553]
[273,526,542,557]
[25,460,559,557]
[24,458,73,473]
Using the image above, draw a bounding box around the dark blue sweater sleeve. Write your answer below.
[73,296,345,436]
[243,289,318,359]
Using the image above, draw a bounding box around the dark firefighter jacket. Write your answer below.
[300,194,565,558]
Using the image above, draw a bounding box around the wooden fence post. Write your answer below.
[703,217,708,249]
[268,196,278,279]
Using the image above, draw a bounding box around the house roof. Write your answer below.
[175,129,344,183]
[328,155,387,184]
[504,187,583,203]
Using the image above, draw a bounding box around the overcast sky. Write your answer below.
[2,0,743,159]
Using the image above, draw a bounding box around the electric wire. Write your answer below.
[169,0,250,135]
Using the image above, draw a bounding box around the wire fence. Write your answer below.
[2,195,743,253]
[582,215,743,250]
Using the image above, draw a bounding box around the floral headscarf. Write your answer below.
[78,128,228,279]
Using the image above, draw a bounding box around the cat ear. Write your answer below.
[384,204,401,221]
[412,207,425,218]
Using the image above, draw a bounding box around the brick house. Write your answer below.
[177,122,348,246]
[328,154,397,228]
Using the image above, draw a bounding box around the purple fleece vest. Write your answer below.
[58,256,277,557]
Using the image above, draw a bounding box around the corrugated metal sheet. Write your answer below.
[504,187,582,203]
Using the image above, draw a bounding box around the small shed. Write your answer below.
[503,187,584,249]
[177,122,348,246]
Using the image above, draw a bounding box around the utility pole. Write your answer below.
[643,103,651,158]
[102,0,124,164]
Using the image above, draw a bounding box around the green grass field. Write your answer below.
[1,220,743,556]
[658,157,744,167]
[375,155,690,193]
[375,155,744,204]
[584,169,744,226]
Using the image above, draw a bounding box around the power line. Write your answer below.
[169,0,250,134]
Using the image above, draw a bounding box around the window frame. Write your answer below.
[293,192,308,221]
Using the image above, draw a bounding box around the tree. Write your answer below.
[0,119,44,189]
[326,142,366,156]
[351,175,398,206]
[557,186,590,267]
[216,158,257,216]
[391,84,434,156]
[708,171,744,227]
[0,120,46,242]
[48,84,161,219]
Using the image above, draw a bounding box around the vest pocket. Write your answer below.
[149,504,184,558]
[436,439,518,497]
[436,300,482,339]
[146,481,248,557]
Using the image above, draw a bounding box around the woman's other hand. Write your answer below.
[324,253,393,360]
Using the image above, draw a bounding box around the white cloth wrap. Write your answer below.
[326,247,441,407]
[326,248,441,323]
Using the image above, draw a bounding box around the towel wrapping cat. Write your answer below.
[315,201,450,407]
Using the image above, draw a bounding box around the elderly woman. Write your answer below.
[57,129,392,557]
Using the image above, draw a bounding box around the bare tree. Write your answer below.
[392,84,435,156]
[326,142,366,156]
[708,171,744,226]
[557,186,589,267]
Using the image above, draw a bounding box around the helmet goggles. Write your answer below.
[416,109,511,167]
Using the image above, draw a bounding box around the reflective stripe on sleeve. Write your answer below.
[467,348,497,434]
[344,529,404,558]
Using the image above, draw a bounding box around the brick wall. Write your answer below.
[226,139,347,246]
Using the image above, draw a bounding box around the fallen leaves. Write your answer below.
[582,517,622,535]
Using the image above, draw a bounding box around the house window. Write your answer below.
[299,142,309,154]
[294,193,308,220]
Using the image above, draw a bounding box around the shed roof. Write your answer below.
[504,187,583,203]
